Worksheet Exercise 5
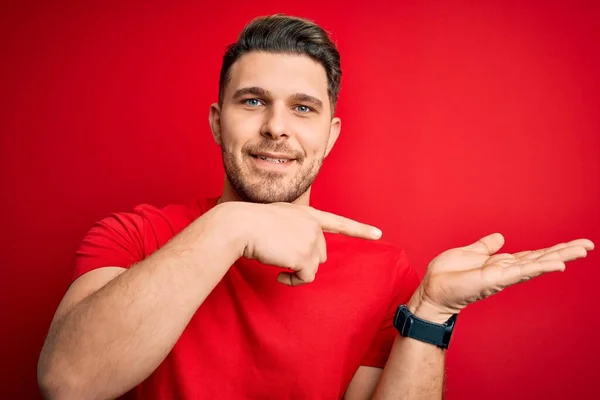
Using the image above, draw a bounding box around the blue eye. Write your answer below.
[245,99,262,107]
[296,105,311,113]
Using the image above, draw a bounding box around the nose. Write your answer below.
[260,103,289,140]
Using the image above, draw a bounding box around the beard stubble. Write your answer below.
[221,140,324,204]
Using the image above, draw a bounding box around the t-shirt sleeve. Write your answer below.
[72,210,147,282]
[360,248,422,368]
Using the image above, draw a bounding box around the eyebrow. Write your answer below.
[232,86,270,100]
[289,93,323,110]
[232,86,324,110]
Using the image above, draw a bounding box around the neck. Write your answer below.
[217,176,311,206]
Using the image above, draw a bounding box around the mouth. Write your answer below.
[249,152,296,164]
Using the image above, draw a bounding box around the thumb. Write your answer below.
[462,233,505,255]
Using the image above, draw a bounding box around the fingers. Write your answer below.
[496,259,566,287]
[442,238,592,301]
[515,239,595,260]
[514,243,590,263]
[277,272,306,287]
[276,264,318,287]
[537,245,589,263]
[306,208,382,240]
[277,248,324,287]
[318,232,327,263]
[487,253,516,264]
[567,238,594,250]
[463,233,505,255]
[488,242,590,287]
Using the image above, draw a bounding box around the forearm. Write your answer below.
[39,205,242,399]
[371,298,449,400]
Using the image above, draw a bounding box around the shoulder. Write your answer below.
[92,196,218,239]
[73,197,219,280]
[128,198,214,233]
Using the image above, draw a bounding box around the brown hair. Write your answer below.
[218,14,342,111]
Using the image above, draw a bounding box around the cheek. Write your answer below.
[299,126,330,157]
[220,111,258,150]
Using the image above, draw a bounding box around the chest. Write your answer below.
[136,258,392,399]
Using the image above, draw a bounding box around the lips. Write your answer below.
[250,152,296,163]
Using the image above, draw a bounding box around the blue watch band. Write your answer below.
[393,305,457,349]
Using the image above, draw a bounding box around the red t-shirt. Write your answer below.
[73,197,420,399]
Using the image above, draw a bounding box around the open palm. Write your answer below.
[417,233,594,318]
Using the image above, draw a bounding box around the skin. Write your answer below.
[37,49,595,400]
[369,234,594,399]
[210,51,341,206]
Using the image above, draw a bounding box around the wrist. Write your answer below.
[205,201,251,259]
[157,202,244,276]
[407,289,455,324]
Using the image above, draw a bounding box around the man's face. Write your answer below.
[210,51,341,204]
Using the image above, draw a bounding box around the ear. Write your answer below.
[324,117,341,158]
[209,103,222,146]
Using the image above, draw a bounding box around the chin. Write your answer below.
[243,190,299,204]
[235,179,307,204]
[224,159,317,204]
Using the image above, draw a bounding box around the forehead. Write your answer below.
[226,52,329,101]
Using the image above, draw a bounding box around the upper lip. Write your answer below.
[251,152,296,160]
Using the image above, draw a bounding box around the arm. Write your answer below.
[346,234,594,399]
[370,297,449,399]
[345,297,448,400]
[38,202,243,399]
[38,201,381,400]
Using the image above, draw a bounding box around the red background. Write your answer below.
[1,1,599,398]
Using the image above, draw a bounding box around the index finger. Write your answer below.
[306,207,382,240]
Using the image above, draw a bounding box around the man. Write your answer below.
[37,14,594,400]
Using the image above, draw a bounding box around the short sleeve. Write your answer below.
[72,199,212,283]
[360,248,421,368]
[72,210,147,282]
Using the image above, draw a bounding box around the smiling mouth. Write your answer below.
[250,154,296,164]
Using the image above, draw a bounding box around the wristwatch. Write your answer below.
[393,305,458,349]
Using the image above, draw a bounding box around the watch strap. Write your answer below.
[393,305,457,349]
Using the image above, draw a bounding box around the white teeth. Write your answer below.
[258,156,288,163]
